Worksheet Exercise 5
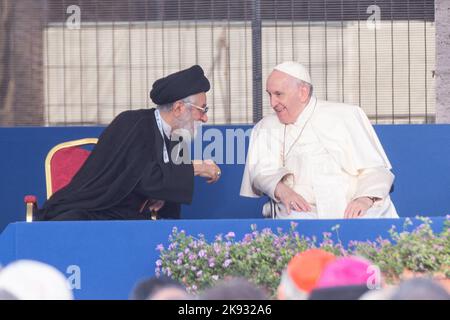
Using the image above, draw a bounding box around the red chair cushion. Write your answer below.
[50,147,91,194]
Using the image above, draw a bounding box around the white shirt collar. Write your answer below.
[160,116,172,139]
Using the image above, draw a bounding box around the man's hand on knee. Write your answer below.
[274,182,311,214]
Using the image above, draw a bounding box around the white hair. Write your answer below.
[0,260,73,300]
[156,94,196,112]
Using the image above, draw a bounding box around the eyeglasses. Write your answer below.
[187,102,209,114]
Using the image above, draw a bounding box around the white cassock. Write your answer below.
[240,96,398,219]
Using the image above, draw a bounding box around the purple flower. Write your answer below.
[156,244,164,251]
[225,232,235,239]
[320,239,333,247]
[166,268,172,277]
[168,243,177,250]
[198,249,207,258]
[242,234,253,243]
[348,240,359,247]
[213,243,221,254]
[215,234,223,241]
[196,270,203,277]
[184,248,190,254]
[290,221,298,229]
[223,259,232,268]
[191,266,197,271]
[189,254,196,261]
[155,259,163,267]
[177,252,184,259]
[175,258,182,265]
[331,224,340,231]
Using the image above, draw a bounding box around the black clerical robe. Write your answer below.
[38,109,194,221]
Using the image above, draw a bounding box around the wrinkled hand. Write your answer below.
[148,199,165,212]
[193,159,221,184]
[274,182,311,214]
[344,197,373,219]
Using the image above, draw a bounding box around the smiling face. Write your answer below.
[266,70,311,125]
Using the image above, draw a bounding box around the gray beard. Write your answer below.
[173,120,202,143]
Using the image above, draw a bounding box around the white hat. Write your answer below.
[273,61,312,84]
[0,260,73,300]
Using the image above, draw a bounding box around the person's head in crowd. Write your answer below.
[389,277,450,300]
[199,277,268,300]
[277,249,336,300]
[0,289,18,300]
[130,275,188,300]
[0,260,73,300]
[308,256,374,300]
[358,286,397,300]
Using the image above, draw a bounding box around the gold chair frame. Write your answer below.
[25,138,98,222]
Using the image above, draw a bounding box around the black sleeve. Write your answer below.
[134,161,194,204]
[157,201,181,219]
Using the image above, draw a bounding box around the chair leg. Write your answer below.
[26,203,36,222]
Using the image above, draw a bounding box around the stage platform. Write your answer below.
[0,217,445,299]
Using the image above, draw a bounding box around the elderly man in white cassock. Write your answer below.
[240,61,398,219]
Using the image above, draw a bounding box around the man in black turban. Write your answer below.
[37,65,221,221]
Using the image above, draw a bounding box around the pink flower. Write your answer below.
[225,232,235,239]
[223,259,232,268]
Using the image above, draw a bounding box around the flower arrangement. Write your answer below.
[155,217,449,297]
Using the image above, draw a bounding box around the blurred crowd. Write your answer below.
[0,251,448,300]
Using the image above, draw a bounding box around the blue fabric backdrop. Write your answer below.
[0,125,449,231]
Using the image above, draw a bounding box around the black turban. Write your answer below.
[150,65,210,105]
